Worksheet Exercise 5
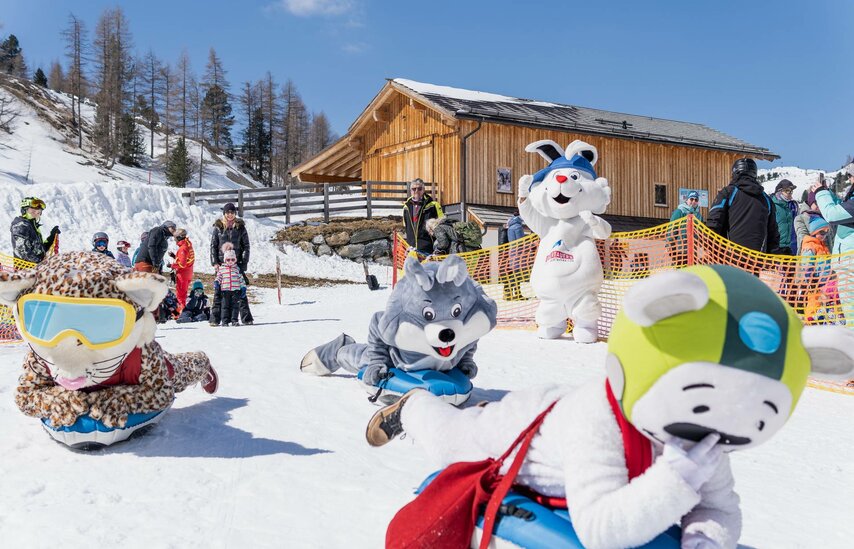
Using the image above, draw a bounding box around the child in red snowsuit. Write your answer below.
[169,228,195,313]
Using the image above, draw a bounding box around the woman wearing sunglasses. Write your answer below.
[10,196,61,265]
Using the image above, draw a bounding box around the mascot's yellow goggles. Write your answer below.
[16,294,142,350]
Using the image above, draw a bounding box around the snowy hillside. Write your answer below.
[0,284,851,548]
[0,77,261,190]
[0,179,390,281]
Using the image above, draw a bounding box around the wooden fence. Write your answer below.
[181,180,437,223]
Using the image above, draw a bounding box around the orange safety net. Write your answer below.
[392,217,854,394]
[0,253,35,343]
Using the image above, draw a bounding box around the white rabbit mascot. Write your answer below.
[518,140,612,342]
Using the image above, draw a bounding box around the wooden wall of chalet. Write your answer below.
[459,120,743,219]
[358,91,460,203]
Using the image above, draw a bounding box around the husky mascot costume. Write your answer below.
[518,139,612,342]
[0,252,219,449]
[301,254,497,405]
[367,265,854,549]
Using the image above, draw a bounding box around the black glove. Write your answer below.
[170,271,177,284]
[50,226,61,236]
[168,251,176,258]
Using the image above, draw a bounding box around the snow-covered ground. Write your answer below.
[0,282,851,548]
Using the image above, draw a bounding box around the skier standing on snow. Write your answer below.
[706,158,785,254]
[135,221,177,273]
[91,232,115,259]
[168,228,195,313]
[10,196,60,265]
[210,203,253,326]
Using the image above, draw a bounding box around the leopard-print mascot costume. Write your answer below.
[0,252,218,449]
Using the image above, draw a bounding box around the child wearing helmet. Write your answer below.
[91,232,115,259]
[176,280,210,323]
[10,196,60,265]
[366,265,854,549]
[115,240,132,268]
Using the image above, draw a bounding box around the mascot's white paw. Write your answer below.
[572,325,598,343]
[538,325,566,339]
[300,349,332,376]
[518,174,532,199]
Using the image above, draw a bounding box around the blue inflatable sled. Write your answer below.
[416,472,681,549]
[41,403,172,450]
[358,367,473,406]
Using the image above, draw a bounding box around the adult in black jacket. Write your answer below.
[706,158,784,254]
[10,197,59,265]
[135,220,177,273]
[210,203,250,271]
[402,179,443,255]
[209,202,253,325]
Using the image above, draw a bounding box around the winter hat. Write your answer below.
[808,217,829,235]
[163,220,177,230]
[686,191,700,200]
[117,240,130,249]
[224,249,237,263]
[174,228,187,239]
[774,179,796,193]
[191,280,204,292]
[140,231,149,241]
[223,203,237,214]
[531,154,597,186]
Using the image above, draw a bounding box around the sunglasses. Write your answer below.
[16,294,142,350]
[411,187,424,191]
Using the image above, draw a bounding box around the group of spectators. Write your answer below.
[9,198,254,327]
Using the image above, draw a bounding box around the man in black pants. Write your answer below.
[209,202,254,326]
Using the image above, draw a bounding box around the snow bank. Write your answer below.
[0,180,391,281]
[760,166,845,201]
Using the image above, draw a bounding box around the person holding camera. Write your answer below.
[10,196,60,265]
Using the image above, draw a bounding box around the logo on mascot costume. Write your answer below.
[606,264,854,451]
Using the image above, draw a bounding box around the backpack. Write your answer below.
[453,221,483,251]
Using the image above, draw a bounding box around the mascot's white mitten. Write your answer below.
[518,174,532,199]
[681,532,722,549]
[662,433,722,492]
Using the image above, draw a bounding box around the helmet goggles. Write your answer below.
[16,294,143,350]
[22,197,46,210]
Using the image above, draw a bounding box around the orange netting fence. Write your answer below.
[393,216,854,394]
[0,253,35,343]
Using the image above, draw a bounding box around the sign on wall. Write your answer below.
[497,167,512,194]
[678,188,709,208]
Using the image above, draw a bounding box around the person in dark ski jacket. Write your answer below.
[10,196,60,265]
[132,232,149,265]
[91,231,115,259]
[209,203,253,326]
[134,221,177,273]
[770,179,798,254]
[426,217,463,255]
[177,280,210,323]
[402,179,443,255]
[706,158,785,254]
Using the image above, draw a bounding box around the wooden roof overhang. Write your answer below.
[288,134,363,183]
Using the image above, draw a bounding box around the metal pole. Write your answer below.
[460,118,483,221]
[366,181,373,220]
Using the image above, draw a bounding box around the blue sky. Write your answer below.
[3,0,852,170]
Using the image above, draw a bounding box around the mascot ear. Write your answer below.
[114,272,169,312]
[436,254,469,286]
[0,271,36,307]
[563,139,598,166]
[801,326,854,379]
[404,256,434,291]
[622,271,709,327]
[525,140,565,163]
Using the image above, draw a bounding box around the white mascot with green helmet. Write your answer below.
[367,265,854,549]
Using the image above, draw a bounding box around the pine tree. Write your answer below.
[166,137,194,187]
[48,61,65,93]
[117,112,145,166]
[0,34,27,77]
[201,48,233,150]
[33,68,47,87]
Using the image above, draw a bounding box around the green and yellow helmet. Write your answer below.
[20,196,46,214]
[605,265,854,450]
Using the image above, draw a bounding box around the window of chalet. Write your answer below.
[654,184,667,207]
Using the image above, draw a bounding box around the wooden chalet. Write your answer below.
[290,78,778,230]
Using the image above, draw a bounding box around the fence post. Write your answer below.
[238,189,244,217]
[286,185,291,224]
[189,192,196,206]
[686,214,695,266]
[323,183,330,223]
[366,181,373,220]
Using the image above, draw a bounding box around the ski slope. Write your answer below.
[0,283,851,548]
